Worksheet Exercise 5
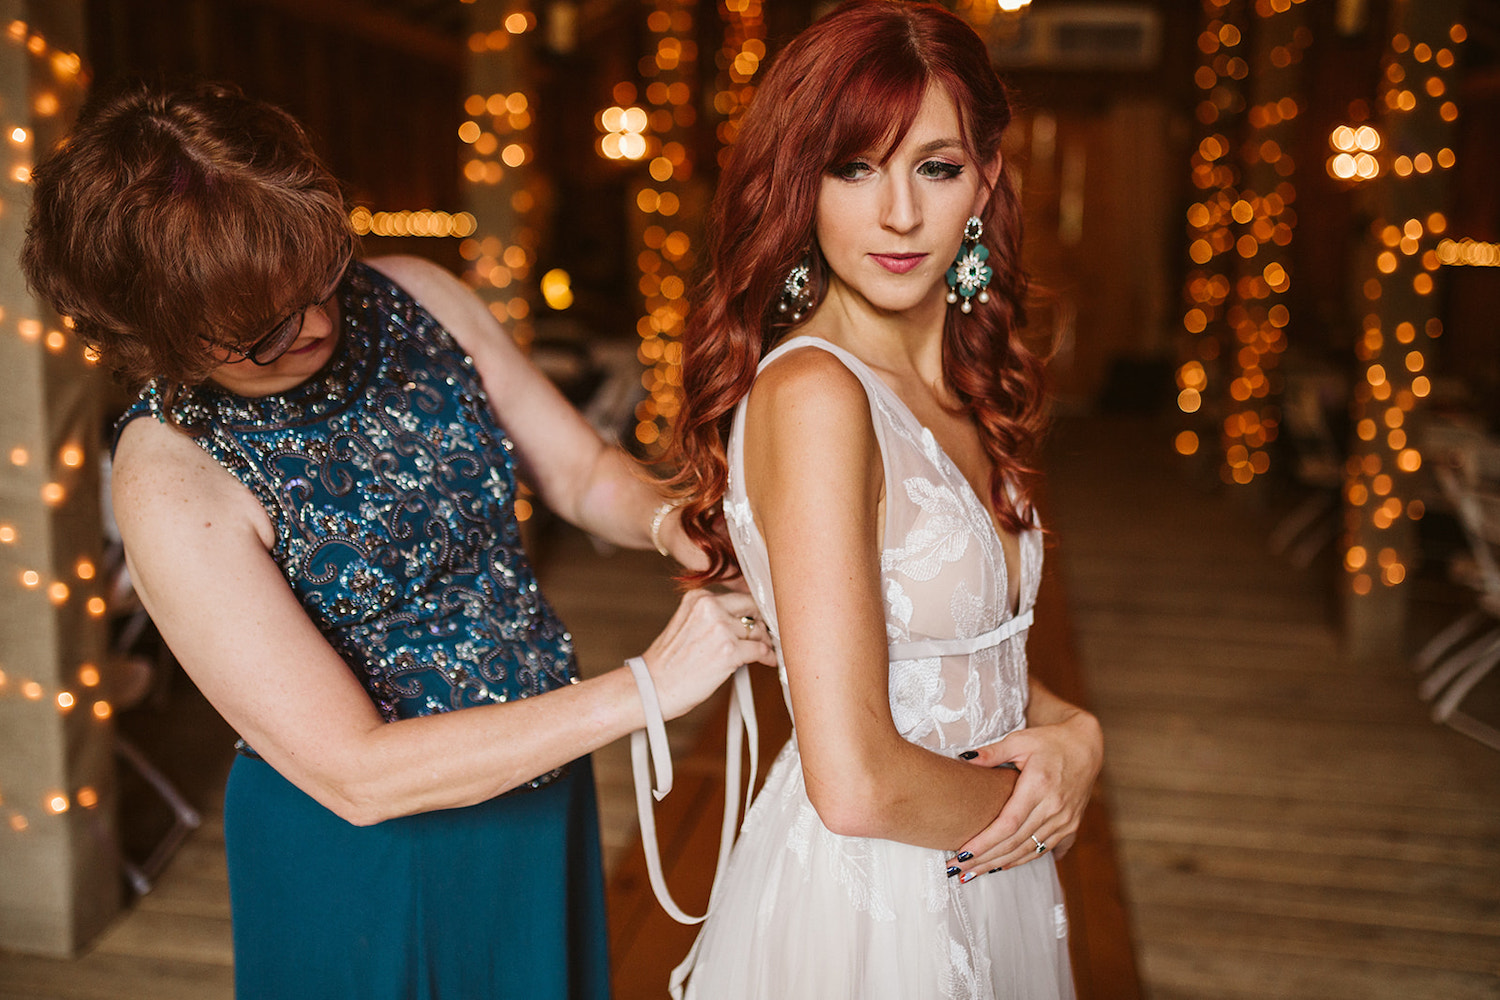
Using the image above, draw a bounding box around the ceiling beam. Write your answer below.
[239,0,464,67]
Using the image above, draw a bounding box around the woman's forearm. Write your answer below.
[801,729,1020,849]
[304,665,647,825]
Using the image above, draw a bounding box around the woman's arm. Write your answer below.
[365,256,700,566]
[950,678,1103,877]
[742,349,1017,848]
[112,418,771,826]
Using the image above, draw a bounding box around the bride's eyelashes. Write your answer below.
[831,159,875,181]
[827,157,966,182]
[917,159,964,180]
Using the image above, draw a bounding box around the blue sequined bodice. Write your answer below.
[118,263,577,743]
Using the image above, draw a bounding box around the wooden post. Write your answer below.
[0,2,120,956]
[1341,0,1465,662]
[1173,0,1250,477]
[460,0,539,351]
[1224,0,1309,490]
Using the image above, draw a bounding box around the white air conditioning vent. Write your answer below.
[989,5,1161,71]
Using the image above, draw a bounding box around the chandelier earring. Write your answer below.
[777,255,814,322]
[945,216,993,314]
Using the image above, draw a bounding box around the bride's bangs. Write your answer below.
[820,62,930,170]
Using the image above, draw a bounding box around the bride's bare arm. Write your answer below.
[951,679,1102,876]
[743,349,1017,850]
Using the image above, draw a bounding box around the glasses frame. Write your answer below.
[229,246,353,366]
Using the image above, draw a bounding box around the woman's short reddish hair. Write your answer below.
[21,82,353,395]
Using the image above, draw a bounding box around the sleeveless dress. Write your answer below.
[679,336,1074,999]
[115,262,610,1000]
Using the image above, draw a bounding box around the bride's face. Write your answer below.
[814,84,993,318]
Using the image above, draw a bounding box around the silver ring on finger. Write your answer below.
[739,615,756,640]
[1031,834,1046,854]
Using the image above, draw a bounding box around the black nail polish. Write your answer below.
[988,867,1002,874]
[946,865,961,877]
[959,750,979,760]
[956,851,973,862]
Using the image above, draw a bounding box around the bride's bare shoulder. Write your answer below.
[746,343,871,434]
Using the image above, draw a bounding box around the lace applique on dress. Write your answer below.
[679,336,1074,1000]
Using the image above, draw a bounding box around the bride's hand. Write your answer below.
[951,708,1103,877]
[639,589,774,720]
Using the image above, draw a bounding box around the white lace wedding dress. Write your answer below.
[678,336,1075,1000]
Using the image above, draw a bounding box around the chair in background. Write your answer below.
[1270,365,1346,568]
[1415,440,1500,751]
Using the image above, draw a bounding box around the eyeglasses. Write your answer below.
[229,249,351,366]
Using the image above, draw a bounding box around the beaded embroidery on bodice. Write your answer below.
[116,264,576,779]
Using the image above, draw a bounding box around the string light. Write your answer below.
[1343,12,1464,598]
[953,0,1032,25]
[1328,123,1381,181]
[539,269,573,311]
[349,207,477,238]
[713,0,766,169]
[462,4,539,347]
[2,19,112,843]
[1176,0,1248,474]
[1176,0,1308,484]
[1222,0,1308,485]
[626,0,700,454]
[1436,238,1500,267]
[597,104,649,161]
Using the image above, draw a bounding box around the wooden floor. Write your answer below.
[4,413,1499,998]
[1045,415,1500,1000]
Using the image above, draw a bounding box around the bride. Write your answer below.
[663,2,1104,996]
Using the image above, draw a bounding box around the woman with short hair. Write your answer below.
[23,82,773,1000]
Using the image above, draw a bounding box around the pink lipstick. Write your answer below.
[871,253,926,274]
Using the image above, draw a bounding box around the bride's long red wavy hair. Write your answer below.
[666,0,1047,585]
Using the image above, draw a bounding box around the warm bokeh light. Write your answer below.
[539,269,574,311]
[1437,238,1500,267]
[350,207,477,238]
[1328,123,1380,181]
[597,105,650,161]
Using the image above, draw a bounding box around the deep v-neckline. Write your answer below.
[769,336,1031,619]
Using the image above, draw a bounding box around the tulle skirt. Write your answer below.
[681,739,1075,1000]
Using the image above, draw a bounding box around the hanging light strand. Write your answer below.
[630,0,698,455]
[1343,15,1465,597]
[1175,0,1250,463]
[713,0,765,169]
[462,5,540,346]
[1218,0,1310,485]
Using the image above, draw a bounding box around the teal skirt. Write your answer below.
[224,753,610,999]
